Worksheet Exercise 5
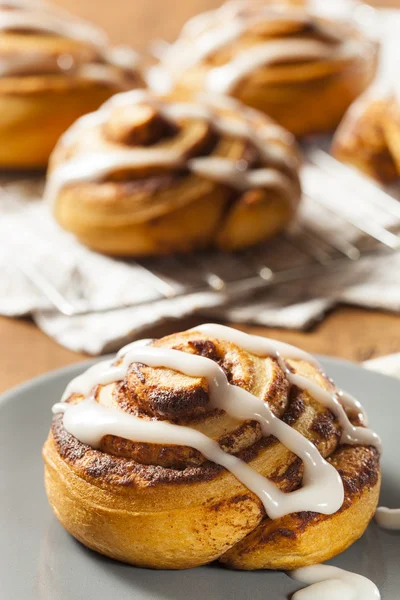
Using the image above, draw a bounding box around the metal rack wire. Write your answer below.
[17,148,400,317]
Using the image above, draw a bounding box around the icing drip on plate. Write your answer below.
[52,324,380,520]
[374,507,400,530]
[290,564,380,599]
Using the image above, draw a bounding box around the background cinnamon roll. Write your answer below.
[150,0,379,137]
[0,0,144,169]
[43,324,381,570]
[45,90,301,256]
[332,90,400,183]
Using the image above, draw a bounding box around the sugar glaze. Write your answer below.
[206,38,359,95]
[290,564,380,599]
[45,90,299,207]
[53,324,380,519]
[0,0,139,80]
[374,507,400,530]
[51,323,383,599]
[151,1,364,94]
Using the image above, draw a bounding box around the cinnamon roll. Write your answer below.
[332,90,400,183]
[149,0,378,137]
[0,0,144,169]
[45,90,301,256]
[43,324,381,570]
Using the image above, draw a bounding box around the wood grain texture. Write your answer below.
[1,305,400,393]
[1,0,400,393]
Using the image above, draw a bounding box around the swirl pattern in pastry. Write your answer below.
[45,90,301,255]
[43,323,381,570]
[149,0,378,136]
[0,0,144,167]
[332,89,400,183]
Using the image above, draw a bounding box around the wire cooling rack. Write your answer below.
[10,146,400,317]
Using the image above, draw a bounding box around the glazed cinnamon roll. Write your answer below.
[332,90,400,183]
[45,90,301,256]
[149,0,378,137]
[43,324,381,570]
[0,0,144,169]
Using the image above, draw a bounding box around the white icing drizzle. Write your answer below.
[54,345,344,519]
[52,324,380,521]
[55,394,338,522]
[0,10,108,48]
[0,0,58,10]
[163,102,296,170]
[103,46,140,72]
[188,157,297,205]
[160,4,311,78]
[0,0,51,8]
[45,148,182,206]
[290,564,380,599]
[194,324,381,450]
[55,338,152,405]
[45,91,298,206]
[57,359,115,405]
[75,63,134,87]
[55,89,292,165]
[116,337,153,358]
[60,90,292,153]
[150,1,363,94]
[59,89,152,145]
[206,39,358,95]
[0,0,139,80]
[374,507,400,530]
[0,52,65,76]
[197,92,294,144]
[173,19,247,75]
[337,389,368,425]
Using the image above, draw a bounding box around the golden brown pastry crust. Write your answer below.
[48,92,301,256]
[42,329,380,570]
[0,78,123,169]
[156,2,378,137]
[332,93,399,183]
[381,97,400,179]
[0,19,144,168]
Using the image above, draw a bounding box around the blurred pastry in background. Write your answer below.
[45,90,301,256]
[149,0,378,137]
[383,96,400,181]
[0,0,145,169]
[332,90,400,183]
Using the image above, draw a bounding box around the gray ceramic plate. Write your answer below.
[1,357,399,599]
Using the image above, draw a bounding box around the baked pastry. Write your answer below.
[43,323,381,570]
[332,90,400,183]
[0,0,144,169]
[149,0,379,137]
[45,90,301,256]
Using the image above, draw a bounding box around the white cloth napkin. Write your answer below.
[1,172,400,354]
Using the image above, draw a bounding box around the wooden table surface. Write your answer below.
[1,0,399,394]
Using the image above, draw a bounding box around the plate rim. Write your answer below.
[0,352,398,599]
